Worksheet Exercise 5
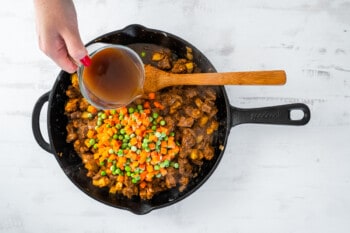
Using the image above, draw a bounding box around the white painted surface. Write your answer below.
[1,0,349,232]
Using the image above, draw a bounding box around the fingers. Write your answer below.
[63,28,88,66]
[40,31,88,73]
[53,47,79,73]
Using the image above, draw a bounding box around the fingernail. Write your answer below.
[80,55,91,67]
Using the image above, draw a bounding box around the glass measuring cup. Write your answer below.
[78,43,145,109]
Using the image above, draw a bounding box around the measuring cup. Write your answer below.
[77,43,145,109]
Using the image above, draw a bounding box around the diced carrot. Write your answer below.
[167,139,176,149]
[119,107,128,115]
[160,168,167,176]
[87,105,98,114]
[117,175,124,183]
[160,147,167,155]
[139,181,147,189]
[146,172,154,182]
[143,101,151,109]
[139,163,146,171]
[161,141,168,148]
[139,151,148,164]
[130,152,137,161]
[148,92,156,100]
[148,142,156,150]
[129,137,138,146]
[148,134,157,142]
[87,130,95,138]
[146,165,154,172]
[154,101,165,110]
[131,161,139,169]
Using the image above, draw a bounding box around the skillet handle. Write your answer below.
[230,103,310,127]
[32,91,53,153]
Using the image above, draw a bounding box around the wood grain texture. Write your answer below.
[144,65,286,93]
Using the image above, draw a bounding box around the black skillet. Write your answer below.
[32,24,310,215]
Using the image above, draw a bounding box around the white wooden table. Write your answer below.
[1,0,349,232]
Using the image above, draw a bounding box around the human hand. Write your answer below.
[34,0,90,73]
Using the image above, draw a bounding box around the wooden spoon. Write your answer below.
[143,64,286,93]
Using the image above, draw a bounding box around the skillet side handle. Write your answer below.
[32,91,53,154]
[230,103,311,127]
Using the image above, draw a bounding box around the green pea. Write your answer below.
[89,138,96,146]
[160,120,166,126]
[101,171,107,176]
[110,109,116,115]
[152,125,157,131]
[108,148,114,154]
[110,165,116,172]
[113,134,118,140]
[154,165,160,171]
[163,159,170,167]
[121,143,128,149]
[101,113,107,119]
[152,112,159,119]
[116,124,122,129]
[132,178,138,184]
[117,149,124,156]
[99,161,105,166]
[120,129,126,134]
[131,146,137,152]
[173,163,179,169]
[137,104,143,110]
[93,144,98,150]
[128,107,135,114]
[125,166,131,172]
[97,120,102,126]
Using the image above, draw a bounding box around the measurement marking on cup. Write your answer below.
[250,111,280,121]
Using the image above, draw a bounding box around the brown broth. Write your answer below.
[82,47,142,103]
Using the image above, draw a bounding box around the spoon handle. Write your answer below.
[143,65,287,93]
[165,70,286,86]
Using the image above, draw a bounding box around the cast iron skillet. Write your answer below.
[32,24,310,215]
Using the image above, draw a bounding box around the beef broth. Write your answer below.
[82,47,141,103]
